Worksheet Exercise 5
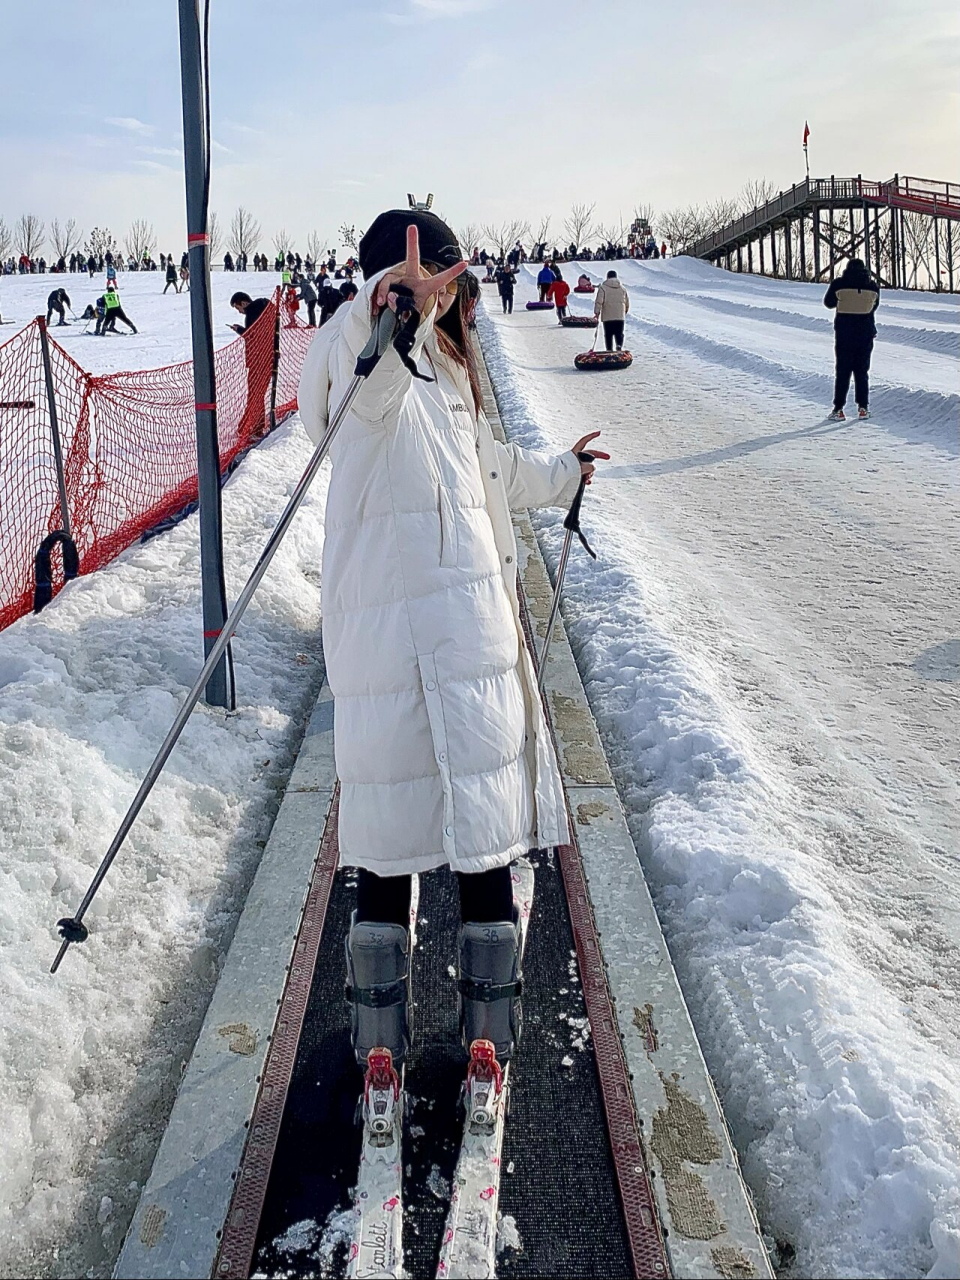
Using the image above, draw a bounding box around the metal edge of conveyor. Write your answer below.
[473,336,774,1280]
[114,674,337,1280]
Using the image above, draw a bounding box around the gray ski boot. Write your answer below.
[345,914,412,1068]
[457,917,523,1062]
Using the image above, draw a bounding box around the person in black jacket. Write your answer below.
[229,292,274,438]
[495,264,516,314]
[46,288,71,326]
[824,258,880,420]
[298,277,318,326]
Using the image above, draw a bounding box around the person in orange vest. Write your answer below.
[546,271,571,322]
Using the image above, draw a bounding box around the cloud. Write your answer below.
[211,139,234,155]
[138,145,183,158]
[105,116,154,135]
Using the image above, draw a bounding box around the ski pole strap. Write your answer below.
[33,530,80,613]
[354,304,400,378]
[390,283,434,383]
[563,451,598,559]
[345,979,408,1009]
[457,977,524,1002]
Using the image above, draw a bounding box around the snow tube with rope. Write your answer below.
[574,349,633,371]
[525,300,554,310]
[560,315,597,328]
[573,284,595,293]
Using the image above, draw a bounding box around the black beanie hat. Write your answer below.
[358,209,461,277]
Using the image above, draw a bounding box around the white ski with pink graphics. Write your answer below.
[436,858,534,1279]
[346,878,419,1280]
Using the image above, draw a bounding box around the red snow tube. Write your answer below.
[573,285,595,293]
[525,301,554,310]
[560,315,597,328]
[574,349,633,371]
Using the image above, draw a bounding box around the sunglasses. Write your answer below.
[423,260,469,294]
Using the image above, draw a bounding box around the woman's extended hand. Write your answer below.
[373,224,467,317]
[571,431,610,484]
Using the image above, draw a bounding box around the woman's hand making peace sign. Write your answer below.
[372,224,468,318]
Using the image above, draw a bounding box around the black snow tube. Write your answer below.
[560,315,597,328]
[574,349,633,371]
[525,300,554,310]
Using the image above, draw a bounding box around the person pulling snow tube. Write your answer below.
[574,348,633,371]
[525,300,554,310]
[560,315,597,327]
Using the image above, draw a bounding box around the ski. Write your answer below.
[346,876,419,1280]
[436,858,534,1279]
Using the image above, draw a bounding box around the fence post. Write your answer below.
[269,288,281,433]
[178,0,235,710]
[36,317,72,540]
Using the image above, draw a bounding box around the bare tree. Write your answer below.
[208,210,223,260]
[15,213,45,260]
[305,230,326,265]
[339,223,362,254]
[125,218,156,262]
[658,204,711,253]
[705,198,740,234]
[563,203,595,252]
[229,206,261,258]
[0,218,13,261]
[84,226,119,260]
[456,223,482,258]
[273,227,293,257]
[50,218,83,261]
[532,216,551,252]
[480,219,530,260]
[739,178,777,212]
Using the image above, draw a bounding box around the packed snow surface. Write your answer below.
[0,269,325,1278]
[479,257,959,1280]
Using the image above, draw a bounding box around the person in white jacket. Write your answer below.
[298,211,607,1076]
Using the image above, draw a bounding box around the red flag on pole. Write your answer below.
[803,121,810,146]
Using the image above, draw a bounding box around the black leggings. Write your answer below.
[355,864,515,927]
[603,319,624,350]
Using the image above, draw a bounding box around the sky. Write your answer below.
[1,0,958,258]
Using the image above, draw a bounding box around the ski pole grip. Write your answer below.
[564,452,598,558]
[564,452,594,531]
[354,305,400,378]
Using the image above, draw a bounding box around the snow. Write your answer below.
[478,258,960,1280]
[0,267,294,374]
[1,256,958,1279]
[0,271,326,1278]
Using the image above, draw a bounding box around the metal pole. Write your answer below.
[538,532,573,691]
[178,0,233,709]
[49,305,399,973]
[36,317,71,538]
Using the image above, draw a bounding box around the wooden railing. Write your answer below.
[687,175,960,258]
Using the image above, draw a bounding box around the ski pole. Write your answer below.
[50,301,405,974]
[537,452,596,692]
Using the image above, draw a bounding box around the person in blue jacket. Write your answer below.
[536,262,555,301]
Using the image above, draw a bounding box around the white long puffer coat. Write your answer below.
[298,269,581,876]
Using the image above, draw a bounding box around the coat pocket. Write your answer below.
[438,484,460,568]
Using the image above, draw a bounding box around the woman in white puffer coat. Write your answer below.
[297,213,607,1075]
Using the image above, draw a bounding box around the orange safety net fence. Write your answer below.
[0,289,315,632]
